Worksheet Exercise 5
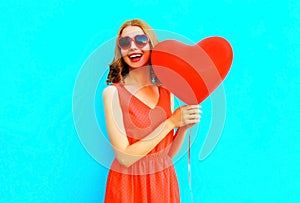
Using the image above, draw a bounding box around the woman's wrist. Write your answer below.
[166,118,176,130]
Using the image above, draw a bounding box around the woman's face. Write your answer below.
[119,26,151,69]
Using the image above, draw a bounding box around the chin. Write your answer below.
[131,62,148,68]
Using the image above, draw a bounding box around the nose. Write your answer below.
[129,40,138,50]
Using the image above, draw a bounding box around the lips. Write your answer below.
[128,53,143,62]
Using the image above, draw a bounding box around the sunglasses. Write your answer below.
[118,34,149,50]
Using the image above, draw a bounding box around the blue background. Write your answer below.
[1,0,299,202]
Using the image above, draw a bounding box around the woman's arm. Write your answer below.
[103,86,200,167]
[103,86,175,167]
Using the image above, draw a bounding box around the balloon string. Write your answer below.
[188,129,194,203]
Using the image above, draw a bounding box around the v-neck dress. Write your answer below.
[104,83,180,203]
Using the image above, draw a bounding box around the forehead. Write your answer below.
[121,26,145,37]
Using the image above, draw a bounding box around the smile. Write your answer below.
[128,53,143,62]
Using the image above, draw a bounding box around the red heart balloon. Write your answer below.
[151,37,233,104]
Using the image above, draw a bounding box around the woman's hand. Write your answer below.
[169,105,202,128]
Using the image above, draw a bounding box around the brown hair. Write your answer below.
[106,19,159,84]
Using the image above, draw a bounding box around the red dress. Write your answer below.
[104,83,180,203]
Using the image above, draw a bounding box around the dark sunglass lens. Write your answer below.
[119,37,131,48]
[135,35,148,46]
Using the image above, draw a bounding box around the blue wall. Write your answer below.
[1,1,300,202]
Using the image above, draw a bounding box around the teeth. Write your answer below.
[129,54,142,58]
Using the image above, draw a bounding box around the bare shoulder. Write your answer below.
[102,85,122,114]
[102,85,118,99]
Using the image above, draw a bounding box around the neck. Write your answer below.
[125,66,153,86]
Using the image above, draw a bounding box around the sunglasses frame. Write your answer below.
[118,34,149,50]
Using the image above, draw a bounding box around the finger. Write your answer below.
[182,105,196,111]
[186,114,201,120]
[186,108,201,115]
[185,118,200,125]
[185,105,200,110]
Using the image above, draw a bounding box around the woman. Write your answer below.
[103,19,201,203]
